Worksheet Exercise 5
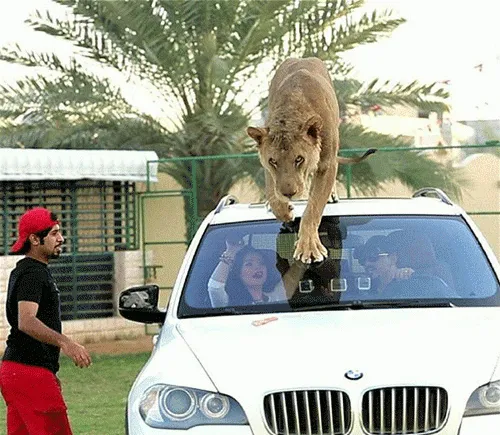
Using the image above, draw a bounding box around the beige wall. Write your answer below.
[139,175,188,306]
[336,153,500,258]
[457,154,500,256]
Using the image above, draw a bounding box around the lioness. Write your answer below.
[247,57,376,263]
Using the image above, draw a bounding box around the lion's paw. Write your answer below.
[293,233,328,263]
[270,200,294,222]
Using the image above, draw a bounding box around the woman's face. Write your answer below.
[240,253,268,287]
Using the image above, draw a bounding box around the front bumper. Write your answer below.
[126,421,253,434]
[459,414,500,434]
[126,414,500,435]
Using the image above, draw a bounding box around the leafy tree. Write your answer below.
[0,0,461,227]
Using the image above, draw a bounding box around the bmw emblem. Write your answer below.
[345,370,363,380]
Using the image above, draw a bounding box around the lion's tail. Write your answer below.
[337,148,377,164]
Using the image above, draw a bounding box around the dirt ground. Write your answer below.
[83,335,155,355]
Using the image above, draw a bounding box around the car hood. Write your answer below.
[177,308,500,396]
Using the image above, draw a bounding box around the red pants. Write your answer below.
[0,361,73,435]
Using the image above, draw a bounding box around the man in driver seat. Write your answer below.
[354,234,415,296]
[354,231,454,298]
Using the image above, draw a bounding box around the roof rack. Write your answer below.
[412,188,453,205]
[214,195,239,214]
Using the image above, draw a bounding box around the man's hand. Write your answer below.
[60,339,92,368]
[395,267,415,280]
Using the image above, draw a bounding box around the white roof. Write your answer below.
[0,148,159,182]
[210,197,463,225]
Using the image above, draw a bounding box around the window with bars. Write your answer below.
[1,180,137,255]
[1,180,137,320]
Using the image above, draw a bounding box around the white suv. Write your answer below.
[120,188,500,435]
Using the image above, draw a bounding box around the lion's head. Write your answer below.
[247,115,322,201]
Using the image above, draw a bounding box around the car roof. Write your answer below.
[209,197,464,225]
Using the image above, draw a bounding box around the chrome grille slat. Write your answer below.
[403,387,407,434]
[316,391,323,434]
[281,392,290,435]
[292,392,300,435]
[413,388,418,433]
[380,389,385,433]
[270,394,278,433]
[327,391,334,435]
[362,386,448,435]
[339,390,346,433]
[424,387,430,431]
[435,388,441,427]
[264,390,351,435]
[391,388,396,434]
[369,390,374,433]
[304,391,311,435]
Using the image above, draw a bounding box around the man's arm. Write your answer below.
[18,301,92,368]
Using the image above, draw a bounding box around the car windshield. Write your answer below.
[178,215,500,318]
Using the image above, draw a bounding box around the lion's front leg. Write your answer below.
[293,165,337,263]
[264,169,294,222]
[294,230,328,263]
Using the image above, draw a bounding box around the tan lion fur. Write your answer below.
[247,57,375,263]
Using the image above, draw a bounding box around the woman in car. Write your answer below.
[207,239,306,307]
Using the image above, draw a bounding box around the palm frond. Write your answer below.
[338,123,466,200]
[0,113,167,151]
[358,79,450,112]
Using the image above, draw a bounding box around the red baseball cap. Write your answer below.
[11,207,59,254]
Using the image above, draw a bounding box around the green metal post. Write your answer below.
[146,161,151,192]
[346,165,353,198]
[140,195,148,283]
[69,182,79,317]
[125,183,131,249]
[191,161,199,240]
[2,185,8,254]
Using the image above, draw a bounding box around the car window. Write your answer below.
[178,216,500,318]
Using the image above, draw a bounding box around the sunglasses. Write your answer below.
[359,252,389,266]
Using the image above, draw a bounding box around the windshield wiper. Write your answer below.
[184,307,248,318]
[293,299,455,312]
[211,307,252,316]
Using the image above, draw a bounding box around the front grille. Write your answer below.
[264,390,351,435]
[361,386,448,434]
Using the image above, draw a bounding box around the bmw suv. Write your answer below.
[120,188,500,435]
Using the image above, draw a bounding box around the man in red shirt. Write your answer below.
[0,207,92,434]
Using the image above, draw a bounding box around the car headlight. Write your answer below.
[464,380,500,417]
[139,384,248,429]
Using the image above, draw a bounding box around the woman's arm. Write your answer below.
[209,251,235,284]
[207,241,243,307]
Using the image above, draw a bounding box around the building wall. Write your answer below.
[138,175,188,306]
[457,153,500,256]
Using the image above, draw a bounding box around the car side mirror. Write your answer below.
[118,284,166,324]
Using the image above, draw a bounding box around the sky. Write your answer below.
[0,0,499,121]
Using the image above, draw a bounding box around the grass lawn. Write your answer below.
[0,352,150,435]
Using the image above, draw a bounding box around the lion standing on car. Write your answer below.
[247,57,375,263]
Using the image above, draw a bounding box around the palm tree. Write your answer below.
[0,0,461,229]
